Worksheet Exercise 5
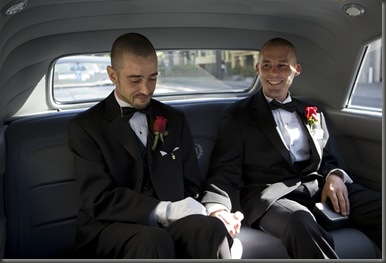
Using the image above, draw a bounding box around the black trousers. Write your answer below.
[255,182,382,259]
[89,214,231,259]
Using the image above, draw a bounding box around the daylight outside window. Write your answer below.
[52,50,259,104]
[348,38,382,112]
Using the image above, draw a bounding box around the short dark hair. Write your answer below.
[110,33,156,69]
[260,37,298,61]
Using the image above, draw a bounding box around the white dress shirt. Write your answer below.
[265,95,310,163]
[115,92,148,146]
[264,92,352,183]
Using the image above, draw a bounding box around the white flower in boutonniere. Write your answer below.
[151,116,169,150]
[304,106,318,133]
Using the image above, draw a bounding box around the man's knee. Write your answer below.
[123,227,175,258]
[185,215,227,234]
[287,210,316,231]
[167,215,230,258]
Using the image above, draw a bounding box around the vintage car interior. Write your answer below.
[0,0,383,260]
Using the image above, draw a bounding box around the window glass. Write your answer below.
[52,55,113,103]
[52,50,259,104]
[348,38,382,111]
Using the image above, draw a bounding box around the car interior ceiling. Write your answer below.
[0,0,382,119]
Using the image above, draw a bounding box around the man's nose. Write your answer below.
[140,82,152,95]
[269,66,279,75]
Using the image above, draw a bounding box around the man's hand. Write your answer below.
[210,210,244,237]
[165,197,207,226]
[321,173,350,216]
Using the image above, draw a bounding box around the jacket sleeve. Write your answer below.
[204,108,244,212]
[179,113,204,199]
[316,110,348,177]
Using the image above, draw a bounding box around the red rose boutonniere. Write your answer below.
[305,106,318,130]
[151,116,169,150]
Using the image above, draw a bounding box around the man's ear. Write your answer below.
[255,63,260,75]
[107,66,118,83]
[295,64,301,76]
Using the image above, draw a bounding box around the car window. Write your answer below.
[52,55,112,103]
[347,38,382,112]
[51,50,259,106]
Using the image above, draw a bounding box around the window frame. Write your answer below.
[345,37,382,114]
[47,50,260,110]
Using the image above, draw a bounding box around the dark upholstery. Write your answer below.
[3,101,379,259]
[4,113,80,258]
[0,125,7,259]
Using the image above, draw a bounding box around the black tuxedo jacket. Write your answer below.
[68,91,206,249]
[207,89,341,225]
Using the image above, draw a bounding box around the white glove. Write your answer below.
[156,197,206,227]
[149,197,207,227]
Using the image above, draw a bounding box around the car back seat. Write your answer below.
[4,112,81,258]
[3,101,380,259]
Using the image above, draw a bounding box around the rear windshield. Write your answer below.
[51,50,259,104]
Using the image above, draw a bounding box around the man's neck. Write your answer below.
[263,91,291,103]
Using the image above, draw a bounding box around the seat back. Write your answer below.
[173,101,231,180]
[3,101,231,258]
[4,112,81,258]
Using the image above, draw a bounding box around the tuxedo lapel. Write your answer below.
[102,92,144,192]
[252,91,293,165]
[142,100,170,174]
[104,92,142,162]
[294,100,321,173]
[147,117,155,168]
[108,117,142,162]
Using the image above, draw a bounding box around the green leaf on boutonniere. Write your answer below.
[305,106,318,130]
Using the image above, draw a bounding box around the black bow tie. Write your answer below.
[121,105,152,120]
[269,100,297,112]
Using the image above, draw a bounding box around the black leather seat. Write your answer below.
[2,102,379,259]
[4,112,80,258]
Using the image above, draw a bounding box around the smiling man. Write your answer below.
[206,37,382,259]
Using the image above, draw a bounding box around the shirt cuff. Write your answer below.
[205,203,229,215]
[327,168,353,184]
[148,201,171,227]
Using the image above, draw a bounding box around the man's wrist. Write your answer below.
[205,203,229,215]
[148,201,171,227]
[327,168,353,184]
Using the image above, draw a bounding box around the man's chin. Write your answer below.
[134,99,151,109]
